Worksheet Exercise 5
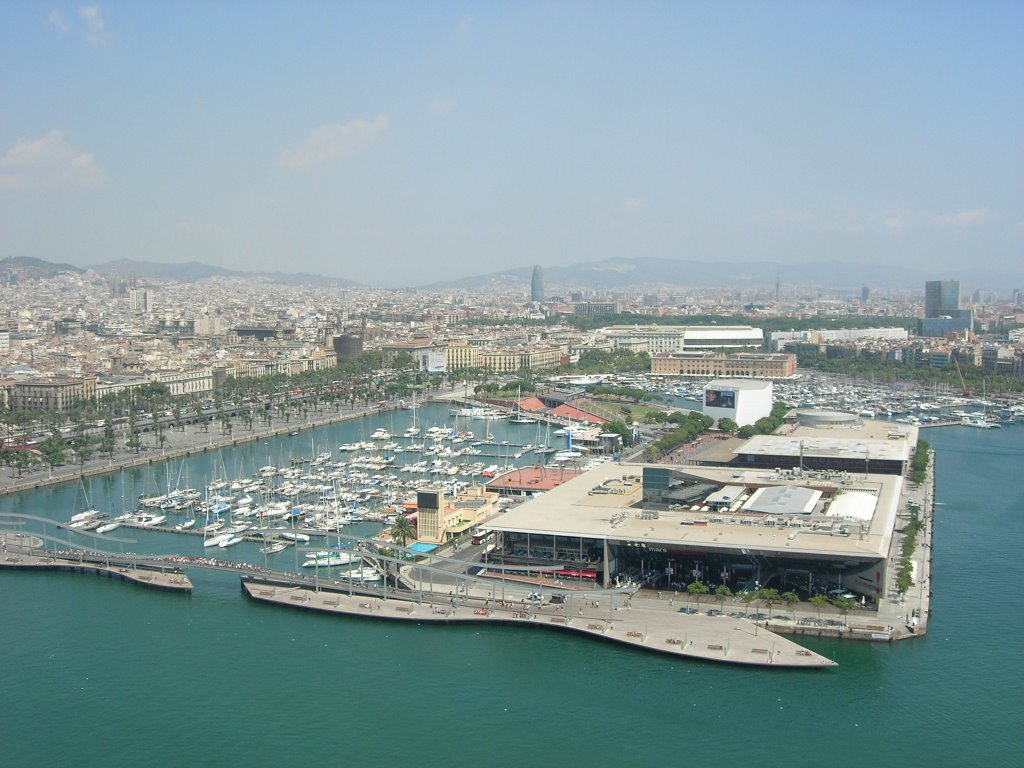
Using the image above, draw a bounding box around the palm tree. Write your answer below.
[390,514,417,548]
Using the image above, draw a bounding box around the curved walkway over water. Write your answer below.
[2,513,835,668]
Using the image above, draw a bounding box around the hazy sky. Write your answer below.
[2,2,1021,287]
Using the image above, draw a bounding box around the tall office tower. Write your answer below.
[129,288,151,312]
[861,286,870,302]
[531,264,545,302]
[924,280,960,318]
[920,279,973,337]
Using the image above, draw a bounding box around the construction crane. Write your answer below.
[950,354,973,397]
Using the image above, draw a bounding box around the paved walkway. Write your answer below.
[0,548,192,592]
[241,577,836,668]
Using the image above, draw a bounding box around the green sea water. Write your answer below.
[1,411,1021,768]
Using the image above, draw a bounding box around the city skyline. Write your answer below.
[2,3,1022,288]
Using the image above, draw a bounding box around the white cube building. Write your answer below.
[703,378,773,427]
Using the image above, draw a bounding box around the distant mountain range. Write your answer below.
[426,257,1024,294]
[0,256,84,279]
[3,255,1020,294]
[0,257,359,288]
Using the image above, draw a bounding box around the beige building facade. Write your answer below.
[651,351,797,379]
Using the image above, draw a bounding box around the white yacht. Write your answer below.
[344,566,382,582]
[203,532,235,548]
[302,551,361,567]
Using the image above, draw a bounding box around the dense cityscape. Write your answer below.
[2,3,1021,765]
[3,260,1023,418]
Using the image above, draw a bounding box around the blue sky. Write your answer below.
[2,2,1021,288]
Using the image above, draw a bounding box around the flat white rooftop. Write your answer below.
[489,460,901,562]
[738,434,911,462]
[708,378,773,392]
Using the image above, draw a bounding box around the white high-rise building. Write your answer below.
[129,288,151,312]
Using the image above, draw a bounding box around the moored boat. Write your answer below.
[302,551,360,567]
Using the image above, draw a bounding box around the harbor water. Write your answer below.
[1,407,1021,768]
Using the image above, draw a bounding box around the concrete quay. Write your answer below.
[0,550,193,592]
[241,576,836,669]
[0,385,476,498]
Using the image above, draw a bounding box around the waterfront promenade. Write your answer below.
[0,388,936,651]
[0,548,192,592]
[0,387,475,498]
[240,576,835,668]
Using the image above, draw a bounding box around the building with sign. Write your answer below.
[486,415,919,602]
[703,378,772,427]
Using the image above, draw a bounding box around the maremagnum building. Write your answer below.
[486,411,919,602]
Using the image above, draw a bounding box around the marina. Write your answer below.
[0,391,1020,766]
[0,423,1015,768]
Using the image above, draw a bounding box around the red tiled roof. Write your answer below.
[516,396,547,412]
[486,466,583,492]
[549,403,609,424]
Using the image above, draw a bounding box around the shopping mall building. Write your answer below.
[486,411,920,602]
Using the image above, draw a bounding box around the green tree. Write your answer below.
[686,580,710,610]
[13,448,37,477]
[716,417,739,434]
[810,594,830,622]
[125,413,142,454]
[38,427,67,468]
[781,591,800,620]
[758,588,781,620]
[715,584,733,614]
[99,419,116,460]
[604,420,634,449]
[833,595,857,627]
[389,515,417,548]
[70,419,93,468]
[156,428,168,453]
[738,589,755,617]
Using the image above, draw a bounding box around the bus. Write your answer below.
[542,568,598,581]
[471,529,494,546]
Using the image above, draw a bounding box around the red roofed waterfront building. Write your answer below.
[549,403,609,425]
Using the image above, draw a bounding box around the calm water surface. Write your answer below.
[1,411,1021,768]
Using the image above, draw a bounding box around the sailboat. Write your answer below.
[553,429,583,463]
[404,393,421,437]
[508,387,538,423]
[68,479,105,528]
[259,540,291,555]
